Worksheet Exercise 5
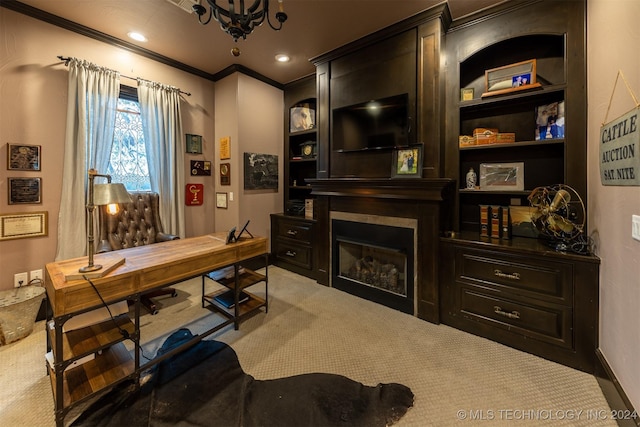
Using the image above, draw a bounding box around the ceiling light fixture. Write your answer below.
[275,54,290,62]
[127,32,147,42]
[192,0,287,42]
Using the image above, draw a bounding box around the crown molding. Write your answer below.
[1,0,283,88]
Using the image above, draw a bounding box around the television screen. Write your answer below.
[332,94,410,152]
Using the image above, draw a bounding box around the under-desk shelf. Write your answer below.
[202,264,269,329]
[47,342,135,408]
[48,315,135,363]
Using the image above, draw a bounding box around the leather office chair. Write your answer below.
[97,191,179,315]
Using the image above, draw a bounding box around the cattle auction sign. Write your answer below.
[600,106,640,186]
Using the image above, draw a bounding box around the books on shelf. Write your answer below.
[214,290,249,309]
[206,266,245,282]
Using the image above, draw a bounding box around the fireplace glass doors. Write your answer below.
[332,219,414,314]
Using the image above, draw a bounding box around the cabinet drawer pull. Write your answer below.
[494,269,520,280]
[494,306,521,319]
[286,229,298,236]
[285,250,297,257]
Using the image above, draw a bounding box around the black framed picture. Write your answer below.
[7,143,41,171]
[243,152,278,190]
[190,160,211,176]
[8,177,42,204]
[391,145,423,178]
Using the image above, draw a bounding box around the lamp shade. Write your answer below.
[93,183,132,206]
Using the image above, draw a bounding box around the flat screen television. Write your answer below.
[332,94,410,152]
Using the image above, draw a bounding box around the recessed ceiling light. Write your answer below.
[128,32,147,42]
[275,54,290,63]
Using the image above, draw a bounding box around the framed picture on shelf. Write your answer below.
[479,162,524,191]
[509,205,541,238]
[289,102,315,133]
[7,143,41,171]
[535,101,565,140]
[391,145,423,178]
[482,59,541,97]
[460,87,474,101]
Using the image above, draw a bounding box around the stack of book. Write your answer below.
[214,290,249,309]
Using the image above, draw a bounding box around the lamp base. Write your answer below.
[79,264,103,273]
[65,256,125,281]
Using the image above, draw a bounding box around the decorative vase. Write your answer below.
[466,167,477,189]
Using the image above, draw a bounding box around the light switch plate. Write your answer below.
[633,215,640,242]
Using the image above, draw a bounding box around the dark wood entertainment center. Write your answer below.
[272,0,599,374]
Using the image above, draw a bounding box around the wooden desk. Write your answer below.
[45,233,268,427]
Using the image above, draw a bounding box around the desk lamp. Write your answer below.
[79,169,131,273]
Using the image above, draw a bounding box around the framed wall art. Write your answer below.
[216,192,228,209]
[0,211,48,241]
[8,177,42,204]
[7,143,41,171]
[482,59,541,98]
[391,145,423,178]
[220,162,231,185]
[479,162,525,191]
[243,152,278,190]
[219,136,231,160]
[190,160,211,176]
[186,134,203,154]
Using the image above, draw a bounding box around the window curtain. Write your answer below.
[55,59,120,261]
[137,79,186,238]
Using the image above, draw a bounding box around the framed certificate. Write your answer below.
[216,192,228,209]
[0,211,48,240]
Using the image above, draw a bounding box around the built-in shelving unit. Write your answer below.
[440,0,598,373]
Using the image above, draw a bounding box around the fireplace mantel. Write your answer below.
[308,178,454,201]
[308,177,455,324]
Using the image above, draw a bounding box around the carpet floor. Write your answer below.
[0,266,615,426]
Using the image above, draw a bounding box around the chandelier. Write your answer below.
[193,0,288,42]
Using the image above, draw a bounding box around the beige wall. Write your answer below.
[213,74,284,241]
[0,8,283,290]
[588,0,640,411]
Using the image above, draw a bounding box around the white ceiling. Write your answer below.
[15,0,506,84]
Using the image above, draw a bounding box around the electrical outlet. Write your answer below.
[632,215,640,242]
[30,269,43,283]
[14,272,28,288]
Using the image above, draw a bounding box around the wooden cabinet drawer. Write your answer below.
[273,240,312,269]
[275,219,313,244]
[460,287,572,348]
[456,249,572,304]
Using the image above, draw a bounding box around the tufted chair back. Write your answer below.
[97,191,178,252]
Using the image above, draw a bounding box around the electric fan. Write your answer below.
[527,184,591,254]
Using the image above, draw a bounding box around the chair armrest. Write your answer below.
[96,240,113,254]
[157,232,179,242]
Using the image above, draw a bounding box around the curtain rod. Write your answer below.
[57,56,191,96]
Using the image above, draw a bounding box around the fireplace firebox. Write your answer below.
[332,219,414,314]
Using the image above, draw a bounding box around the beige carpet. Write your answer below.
[0,266,615,426]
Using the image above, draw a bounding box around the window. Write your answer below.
[107,86,151,191]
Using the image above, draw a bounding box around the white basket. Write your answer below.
[0,286,45,345]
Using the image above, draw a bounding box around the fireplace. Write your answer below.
[309,178,455,323]
[332,218,415,314]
